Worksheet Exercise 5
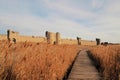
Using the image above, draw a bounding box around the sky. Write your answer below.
[0,0,120,43]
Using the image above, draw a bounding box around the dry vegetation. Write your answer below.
[89,45,120,80]
[0,40,86,80]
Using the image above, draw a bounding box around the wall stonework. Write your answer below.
[56,32,61,44]
[61,39,78,45]
[6,29,47,43]
[0,29,98,45]
[80,40,96,46]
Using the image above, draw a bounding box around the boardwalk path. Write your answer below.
[67,50,102,80]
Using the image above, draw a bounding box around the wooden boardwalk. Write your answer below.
[67,50,102,80]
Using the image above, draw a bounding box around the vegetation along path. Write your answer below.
[67,50,102,80]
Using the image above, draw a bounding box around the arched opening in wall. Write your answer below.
[13,38,16,44]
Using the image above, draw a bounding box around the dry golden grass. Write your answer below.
[0,40,87,80]
[89,45,120,80]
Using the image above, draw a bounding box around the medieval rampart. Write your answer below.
[16,36,46,43]
[0,29,99,45]
[61,39,78,45]
[80,40,96,46]
[6,29,47,43]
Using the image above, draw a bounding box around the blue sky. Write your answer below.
[0,0,120,43]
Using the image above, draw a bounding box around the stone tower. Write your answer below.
[77,37,81,45]
[45,31,61,44]
[46,31,54,44]
[96,38,100,45]
[46,31,50,43]
[56,32,61,44]
[7,29,19,42]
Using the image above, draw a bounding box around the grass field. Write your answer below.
[1,40,120,80]
[89,45,120,80]
[0,40,87,80]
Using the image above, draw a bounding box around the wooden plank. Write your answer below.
[67,50,102,80]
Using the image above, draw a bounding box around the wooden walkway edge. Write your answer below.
[67,50,102,80]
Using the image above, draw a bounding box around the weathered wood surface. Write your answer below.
[68,50,102,80]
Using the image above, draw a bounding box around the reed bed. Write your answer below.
[0,40,86,80]
[89,45,120,80]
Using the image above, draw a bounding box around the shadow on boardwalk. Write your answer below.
[67,50,103,80]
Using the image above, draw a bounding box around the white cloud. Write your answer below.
[103,0,120,16]
[91,0,104,9]
[0,0,120,43]
[0,13,98,40]
[43,0,96,20]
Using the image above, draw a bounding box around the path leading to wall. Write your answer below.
[67,50,102,80]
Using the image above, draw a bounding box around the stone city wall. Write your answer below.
[80,40,96,46]
[6,29,47,43]
[61,39,78,45]
[16,36,46,43]
[0,29,98,45]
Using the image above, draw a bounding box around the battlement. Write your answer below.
[0,29,99,45]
